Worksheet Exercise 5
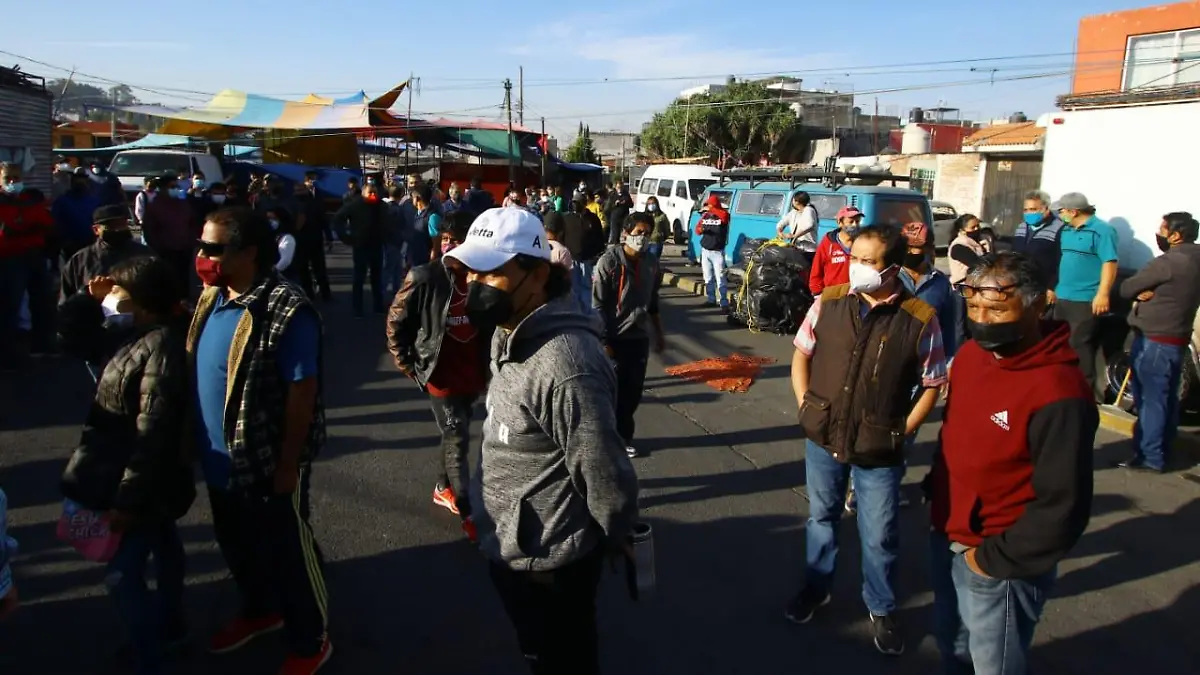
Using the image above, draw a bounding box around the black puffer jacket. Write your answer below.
[59,295,195,521]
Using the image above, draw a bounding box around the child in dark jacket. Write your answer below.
[58,255,194,675]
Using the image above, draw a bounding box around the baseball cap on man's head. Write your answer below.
[1052,192,1092,211]
[836,206,863,220]
[444,206,551,272]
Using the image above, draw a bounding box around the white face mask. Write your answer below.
[210,194,227,205]
[56,163,71,172]
[848,262,893,294]
[647,204,658,212]
[269,218,280,231]
[625,234,648,251]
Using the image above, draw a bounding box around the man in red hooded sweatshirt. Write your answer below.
[695,194,730,309]
[927,251,1096,675]
[809,206,861,295]
[0,162,55,367]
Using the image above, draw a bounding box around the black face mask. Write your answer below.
[966,230,982,242]
[100,228,133,246]
[903,252,927,270]
[466,272,533,326]
[1157,234,1172,253]
[968,319,1025,352]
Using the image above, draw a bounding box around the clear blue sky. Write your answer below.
[5,0,1147,140]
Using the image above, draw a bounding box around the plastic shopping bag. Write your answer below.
[55,499,122,563]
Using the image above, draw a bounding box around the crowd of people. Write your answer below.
[787,192,1200,671]
[0,157,669,674]
[2,154,1199,675]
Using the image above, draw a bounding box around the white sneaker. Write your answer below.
[626,446,639,458]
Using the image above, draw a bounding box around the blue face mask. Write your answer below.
[2,182,23,195]
[1023,212,1044,227]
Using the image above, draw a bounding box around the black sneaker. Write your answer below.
[1115,457,1165,474]
[783,587,830,625]
[869,613,905,656]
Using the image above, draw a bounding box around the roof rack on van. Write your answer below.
[717,157,913,190]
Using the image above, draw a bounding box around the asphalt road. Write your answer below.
[1,248,1199,674]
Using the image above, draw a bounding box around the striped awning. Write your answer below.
[123,82,410,136]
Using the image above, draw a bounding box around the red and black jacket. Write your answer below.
[928,321,1097,579]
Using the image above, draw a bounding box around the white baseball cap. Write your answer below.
[444,206,551,272]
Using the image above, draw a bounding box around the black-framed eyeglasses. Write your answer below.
[196,240,228,257]
[955,283,1017,301]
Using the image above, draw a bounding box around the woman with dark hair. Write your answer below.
[443,207,637,675]
[947,213,990,286]
[645,195,671,257]
[57,255,194,674]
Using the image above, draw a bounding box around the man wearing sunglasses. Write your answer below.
[189,207,332,674]
[787,223,946,657]
[928,251,1096,674]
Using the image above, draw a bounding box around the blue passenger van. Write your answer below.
[687,167,933,266]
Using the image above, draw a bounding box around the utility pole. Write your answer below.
[504,79,515,184]
[110,86,118,144]
[518,66,524,127]
[404,71,415,172]
[682,99,690,157]
[872,97,879,155]
[540,117,547,185]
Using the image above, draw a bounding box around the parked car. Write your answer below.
[634,164,718,244]
[686,167,933,266]
[930,200,958,250]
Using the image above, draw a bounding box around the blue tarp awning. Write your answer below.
[54,133,258,157]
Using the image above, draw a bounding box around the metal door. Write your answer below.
[980,157,1043,237]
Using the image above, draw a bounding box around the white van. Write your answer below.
[634,164,717,243]
[109,149,226,201]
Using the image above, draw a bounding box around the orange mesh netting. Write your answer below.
[664,354,776,393]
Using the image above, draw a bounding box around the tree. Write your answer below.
[640,81,803,164]
[564,122,599,164]
[46,79,152,127]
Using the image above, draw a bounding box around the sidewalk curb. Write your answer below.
[661,267,706,297]
[1098,405,1135,437]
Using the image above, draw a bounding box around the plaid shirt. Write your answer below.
[794,291,948,388]
[189,274,326,492]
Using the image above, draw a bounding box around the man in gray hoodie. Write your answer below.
[444,207,638,675]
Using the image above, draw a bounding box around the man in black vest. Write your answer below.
[786,224,947,657]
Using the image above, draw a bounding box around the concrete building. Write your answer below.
[1038,0,1200,268]
[1072,0,1200,95]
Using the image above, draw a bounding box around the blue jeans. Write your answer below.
[106,521,187,675]
[574,259,595,312]
[700,248,728,306]
[1131,334,1184,471]
[929,532,1055,675]
[803,440,903,615]
[382,242,407,299]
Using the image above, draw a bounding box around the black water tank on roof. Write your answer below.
[1009,112,1028,123]
[908,107,925,123]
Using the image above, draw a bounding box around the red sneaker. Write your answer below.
[279,638,333,675]
[432,483,460,515]
[461,516,478,544]
[208,614,284,654]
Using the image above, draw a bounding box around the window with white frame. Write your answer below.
[1123,28,1200,90]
